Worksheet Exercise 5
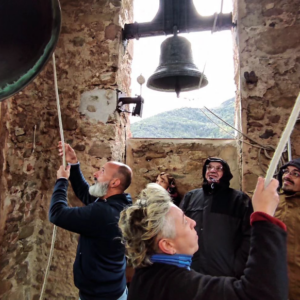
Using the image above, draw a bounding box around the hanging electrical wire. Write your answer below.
[200,105,289,176]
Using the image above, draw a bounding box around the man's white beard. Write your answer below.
[89,181,109,198]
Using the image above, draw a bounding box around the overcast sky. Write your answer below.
[130,0,235,123]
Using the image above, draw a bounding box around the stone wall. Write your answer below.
[0,0,133,299]
[126,139,240,201]
[234,0,300,192]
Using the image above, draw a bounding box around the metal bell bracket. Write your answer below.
[122,0,233,41]
[117,93,144,118]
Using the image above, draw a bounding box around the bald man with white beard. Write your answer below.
[49,142,132,300]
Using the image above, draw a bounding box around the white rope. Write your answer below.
[31,124,37,154]
[53,53,66,168]
[287,137,292,161]
[197,12,218,89]
[265,92,300,186]
[39,53,66,300]
[198,0,224,89]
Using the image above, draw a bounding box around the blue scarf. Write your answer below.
[150,254,192,270]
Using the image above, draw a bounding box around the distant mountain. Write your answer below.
[131,97,235,138]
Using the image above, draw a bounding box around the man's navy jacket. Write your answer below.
[49,164,132,300]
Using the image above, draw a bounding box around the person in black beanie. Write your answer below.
[275,157,300,300]
[180,157,253,277]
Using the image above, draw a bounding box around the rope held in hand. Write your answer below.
[39,53,66,300]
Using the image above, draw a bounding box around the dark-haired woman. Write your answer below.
[156,172,181,206]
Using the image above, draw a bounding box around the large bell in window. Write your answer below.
[0,0,61,101]
[147,33,208,97]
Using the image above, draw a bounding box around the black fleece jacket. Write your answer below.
[49,164,132,300]
[128,221,288,300]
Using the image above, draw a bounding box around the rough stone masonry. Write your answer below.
[0,0,133,299]
[233,0,300,192]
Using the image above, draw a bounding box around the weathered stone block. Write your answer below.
[259,129,276,139]
[62,115,78,131]
[7,243,18,253]
[74,144,86,151]
[256,25,300,55]
[271,97,295,109]
[71,36,85,47]
[267,115,280,123]
[0,259,9,270]
[18,226,34,240]
[247,102,265,120]
[88,142,112,158]
[16,263,28,283]
[15,252,29,265]
[248,121,263,127]
[6,223,18,234]
[0,281,12,296]
[126,139,239,200]
[15,128,25,136]
[105,24,120,40]
[22,241,34,252]
[6,213,23,223]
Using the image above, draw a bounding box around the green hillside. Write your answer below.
[131,98,235,138]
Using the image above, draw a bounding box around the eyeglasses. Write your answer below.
[282,169,300,178]
[206,165,223,172]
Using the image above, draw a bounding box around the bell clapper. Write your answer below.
[175,77,181,98]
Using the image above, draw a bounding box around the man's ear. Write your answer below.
[158,238,176,255]
[110,178,121,188]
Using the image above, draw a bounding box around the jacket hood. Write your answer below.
[278,158,300,188]
[202,157,233,189]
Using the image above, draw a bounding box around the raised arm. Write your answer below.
[185,216,287,300]
[231,178,287,300]
[188,178,288,300]
[49,165,99,235]
[69,163,97,205]
[58,141,96,205]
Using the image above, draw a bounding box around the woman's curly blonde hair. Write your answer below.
[118,183,174,268]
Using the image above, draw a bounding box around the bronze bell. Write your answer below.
[0,0,61,101]
[147,34,208,98]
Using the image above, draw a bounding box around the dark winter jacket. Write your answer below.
[49,164,132,300]
[128,220,288,300]
[275,157,300,300]
[180,157,253,277]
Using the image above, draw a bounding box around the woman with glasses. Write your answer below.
[180,157,253,277]
[275,157,300,300]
